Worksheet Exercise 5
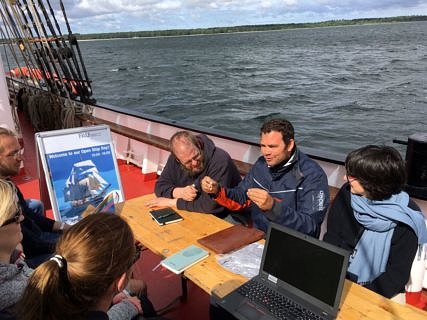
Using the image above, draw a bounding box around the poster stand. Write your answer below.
[36,125,124,224]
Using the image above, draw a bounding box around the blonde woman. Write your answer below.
[0,179,29,316]
[0,178,151,320]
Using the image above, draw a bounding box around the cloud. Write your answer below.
[57,0,427,33]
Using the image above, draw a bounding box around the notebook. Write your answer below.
[217,223,350,320]
[197,225,264,254]
[150,207,183,225]
[161,244,209,274]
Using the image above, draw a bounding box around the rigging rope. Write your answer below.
[0,0,95,130]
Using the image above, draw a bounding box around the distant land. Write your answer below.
[76,15,427,40]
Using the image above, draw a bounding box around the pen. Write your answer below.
[152,261,162,271]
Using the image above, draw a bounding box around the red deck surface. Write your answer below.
[13,113,210,319]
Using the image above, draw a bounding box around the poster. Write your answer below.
[36,125,124,224]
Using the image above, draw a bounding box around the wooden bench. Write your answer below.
[78,114,253,177]
[79,114,340,203]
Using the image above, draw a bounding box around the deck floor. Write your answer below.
[12,113,427,316]
[13,113,210,319]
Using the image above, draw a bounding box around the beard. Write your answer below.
[0,163,20,178]
[181,157,205,177]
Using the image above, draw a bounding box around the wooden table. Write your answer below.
[119,194,427,320]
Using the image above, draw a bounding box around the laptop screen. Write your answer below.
[262,224,349,309]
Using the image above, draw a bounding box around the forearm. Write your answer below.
[108,300,139,320]
[176,193,224,214]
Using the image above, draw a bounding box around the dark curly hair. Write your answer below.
[260,119,294,144]
[345,145,406,200]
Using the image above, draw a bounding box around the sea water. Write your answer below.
[18,22,427,156]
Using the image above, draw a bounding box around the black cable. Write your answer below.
[15,0,58,93]
[59,0,95,102]
[36,0,83,99]
[19,0,63,94]
[29,0,73,97]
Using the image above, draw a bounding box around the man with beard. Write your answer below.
[0,127,70,268]
[146,131,242,219]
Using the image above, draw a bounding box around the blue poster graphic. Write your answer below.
[45,143,120,224]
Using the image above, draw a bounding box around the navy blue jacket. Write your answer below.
[215,148,329,236]
[15,184,56,256]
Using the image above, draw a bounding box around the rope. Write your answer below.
[1,0,93,130]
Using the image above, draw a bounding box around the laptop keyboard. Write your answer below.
[238,280,326,320]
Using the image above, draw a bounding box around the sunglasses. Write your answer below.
[1,206,22,227]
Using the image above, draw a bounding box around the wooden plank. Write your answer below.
[78,114,252,176]
[78,115,342,203]
[78,114,171,151]
[119,194,248,295]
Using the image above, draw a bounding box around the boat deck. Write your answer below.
[13,113,210,319]
[12,112,427,317]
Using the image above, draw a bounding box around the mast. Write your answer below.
[0,54,19,133]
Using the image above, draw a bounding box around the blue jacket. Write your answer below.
[215,148,329,236]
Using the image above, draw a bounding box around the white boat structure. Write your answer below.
[1,1,427,315]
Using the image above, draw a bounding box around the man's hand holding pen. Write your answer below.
[247,188,274,211]
[173,184,198,201]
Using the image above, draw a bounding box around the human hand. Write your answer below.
[201,176,219,195]
[112,292,128,304]
[247,188,274,211]
[113,292,143,314]
[145,197,177,208]
[124,296,143,314]
[173,185,198,201]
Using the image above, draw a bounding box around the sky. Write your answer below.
[58,0,427,34]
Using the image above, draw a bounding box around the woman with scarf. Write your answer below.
[323,145,427,299]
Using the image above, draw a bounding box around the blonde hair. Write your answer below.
[0,179,18,226]
[18,214,136,320]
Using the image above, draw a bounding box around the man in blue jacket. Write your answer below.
[201,118,329,236]
[146,131,243,220]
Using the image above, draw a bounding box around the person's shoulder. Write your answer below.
[393,222,419,246]
[297,152,326,177]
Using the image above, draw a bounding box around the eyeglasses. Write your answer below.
[3,149,23,159]
[1,206,22,227]
[178,150,201,167]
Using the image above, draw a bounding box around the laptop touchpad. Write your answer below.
[236,301,274,320]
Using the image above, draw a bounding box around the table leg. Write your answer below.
[181,274,188,302]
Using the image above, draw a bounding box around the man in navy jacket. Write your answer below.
[202,119,329,236]
[0,128,69,267]
[146,131,242,219]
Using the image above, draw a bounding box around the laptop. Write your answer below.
[217,223,350,320]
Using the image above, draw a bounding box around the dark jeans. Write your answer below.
[25,231,61,268]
